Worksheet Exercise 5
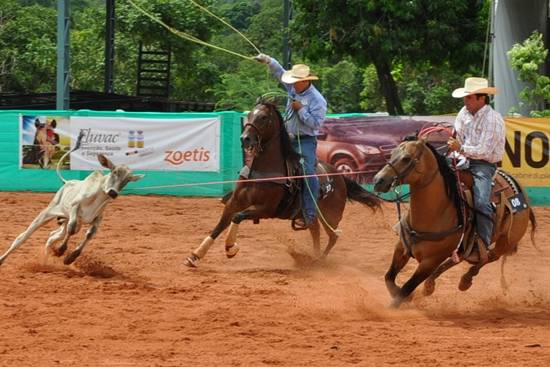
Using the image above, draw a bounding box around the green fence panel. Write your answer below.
[1,109,549,205]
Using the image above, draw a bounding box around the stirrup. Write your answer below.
[477,241,488,265]
[291,217,310,231]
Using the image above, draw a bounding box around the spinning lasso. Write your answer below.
[126,0,260,61]
[126,1,346,234]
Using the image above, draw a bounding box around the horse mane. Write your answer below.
[259,101,301,163]
[422,140,463,223]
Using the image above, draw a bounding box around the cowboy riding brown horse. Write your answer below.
[183,100,381,267]
[373,136,536,308]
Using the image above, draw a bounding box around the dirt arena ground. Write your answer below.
[0,192,549,366]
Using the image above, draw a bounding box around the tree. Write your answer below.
[292,0,487,115]
[508,30,550,117]
[318,59,363,113]
[0,2,57,92]
[209,0,290,110]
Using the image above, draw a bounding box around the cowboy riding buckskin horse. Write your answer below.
[183,99,382,268]
[373,134,537,308]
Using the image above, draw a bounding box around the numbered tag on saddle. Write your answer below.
[491,170,526,213]
[508,193,528,213]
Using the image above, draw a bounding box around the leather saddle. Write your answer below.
[456,168,526,256]
[281,160,335,227]
[235,160,335,227]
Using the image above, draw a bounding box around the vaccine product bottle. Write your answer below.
[136,130,144,148]
[128,130,136,148]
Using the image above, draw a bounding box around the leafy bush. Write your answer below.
[508,31,550,117]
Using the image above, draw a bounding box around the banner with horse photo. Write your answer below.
[316,115,454,183]
[69,116,221,171]
[20,115,70,170]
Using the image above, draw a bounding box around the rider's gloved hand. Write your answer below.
[254,53,271,64]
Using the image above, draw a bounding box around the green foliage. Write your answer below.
[397,62,463,115]
[208,0,286,111]
[0,3,57,92]
[317,59,363,113]
[70,6,138,94]
[214,0,261,30]
[211,59,280,111]
[291,0,486,114]
[1,0,486,116]
[508,31,550,117]
[359,65,385,112]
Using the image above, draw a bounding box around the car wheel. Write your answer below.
[333,156,359,181]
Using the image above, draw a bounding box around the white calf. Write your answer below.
[0,153,143,266]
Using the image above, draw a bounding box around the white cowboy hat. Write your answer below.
[452,77,498,98]
[281,64,319,84]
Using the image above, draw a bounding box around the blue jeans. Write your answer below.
[292,137,319,222]
[470,160,496,248]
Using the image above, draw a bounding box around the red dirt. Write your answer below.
[0,192,549,366]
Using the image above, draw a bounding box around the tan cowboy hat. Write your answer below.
[281,64,319,84]
[452,77,497,98]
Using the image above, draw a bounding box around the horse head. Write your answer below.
[373,137,434,192]
[241,101,282,157]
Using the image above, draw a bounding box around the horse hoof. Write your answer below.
[385,282,400,299]
[458,276,472,291]
[225,243,239,258]
[184,255,200,268]
[423,280,435,296]
[53,244,67,257]
[63,251,80,265]
[390,297,402,309]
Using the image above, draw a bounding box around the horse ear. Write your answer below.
[50,119,57,128]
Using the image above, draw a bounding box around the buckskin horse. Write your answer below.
[373,136,536,308]
[183,100,381,267]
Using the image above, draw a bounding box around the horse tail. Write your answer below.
[343,176,381,211]
[528,207,540,252]
[56,131,85,184]
[500,255,509,293]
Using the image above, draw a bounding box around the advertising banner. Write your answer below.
[316,115,454,183]
[501,117,550,186]
[70,117,220,171]
[20,116,221,172]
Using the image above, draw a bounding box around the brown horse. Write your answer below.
[184,101,381,267]
[373,137,536,308]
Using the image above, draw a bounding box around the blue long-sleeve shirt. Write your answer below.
[268,58,327,137]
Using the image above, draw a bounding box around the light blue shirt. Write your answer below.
[268,58,327,137]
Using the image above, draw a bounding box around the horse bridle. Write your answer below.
[243,104,280,153]
[385,142,426,187]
